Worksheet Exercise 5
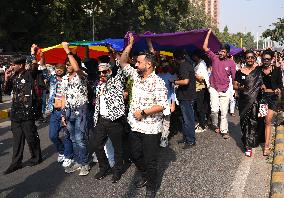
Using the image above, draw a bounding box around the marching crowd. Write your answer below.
[1,30,284,198]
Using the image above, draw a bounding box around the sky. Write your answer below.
[220,0,284,36]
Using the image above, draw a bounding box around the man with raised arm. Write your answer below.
[203,29,236,139]
[120,34,168,198]
[60,42,90,176]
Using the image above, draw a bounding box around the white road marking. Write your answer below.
[227,153,254,198]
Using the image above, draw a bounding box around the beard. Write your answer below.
[137,68,146,77]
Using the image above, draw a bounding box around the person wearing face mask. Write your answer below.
[203,29,236,139]
[45,51,74,168]
[260,49,283,156]
[233,50,263,157]
[92,62,127,183]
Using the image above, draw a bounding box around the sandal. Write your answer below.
[263,145,270,156]
[245,148,252,157]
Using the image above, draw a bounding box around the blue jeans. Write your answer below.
[49,110,73,159]
[42,90,47,114]
[66,104,89,165]
[179,100,196,144]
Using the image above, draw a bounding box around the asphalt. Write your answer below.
[0,110,272,198]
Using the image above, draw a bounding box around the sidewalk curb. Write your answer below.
[0,108,10,119]
[270,125,284,198]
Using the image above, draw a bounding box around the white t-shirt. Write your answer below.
[194,60,210,87]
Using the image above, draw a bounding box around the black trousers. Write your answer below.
[129,131,160,191]
[94,116,124,173]
[10,120,42,168]
[195,89,206,129]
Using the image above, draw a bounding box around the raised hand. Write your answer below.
[128,33,134,46]
[31,44,38,55]
[62,42,70,53]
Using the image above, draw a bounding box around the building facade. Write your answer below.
[204,0,219,27]
[190,0,220,27]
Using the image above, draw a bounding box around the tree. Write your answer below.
[216,26,257,49]
[263,18,284,44]
[0,0,213,51]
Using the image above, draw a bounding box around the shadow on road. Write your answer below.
[0,161,66,198]
[122,146,177,198]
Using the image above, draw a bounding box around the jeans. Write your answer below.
[161,115,171,138]
[179,100,196,144]
[66,104,89,165]
[104,138,115,167]
[129,131,160,191]
[195,89,206,129]
[41,90,47,114]
[49,110,73,159]
[209,87,230,133]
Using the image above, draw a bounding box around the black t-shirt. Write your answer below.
[176,61,196,101]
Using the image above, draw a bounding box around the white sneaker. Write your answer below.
[62,158,74,168]
[57,154,65,163]
[79,165,90,176]
[160,137,168,148]
[65,163,81,173]
[195,123,199,129]
[92,152,98,163]
[195,126,206,133]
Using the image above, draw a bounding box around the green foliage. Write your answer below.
[0,0,212,51]
[216,26,258,49]
[263,18,284,44]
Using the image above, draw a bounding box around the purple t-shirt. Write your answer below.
[206,50,236,92]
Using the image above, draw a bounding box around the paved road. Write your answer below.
[0,111,271,198]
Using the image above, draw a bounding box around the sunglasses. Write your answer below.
[262,58,271,61]
[99,70,109,74]
[246,56,255,60]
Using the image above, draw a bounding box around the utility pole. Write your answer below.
[92,4,95,41]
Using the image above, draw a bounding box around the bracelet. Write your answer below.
[141,110,147,117]
[67,52,73,55]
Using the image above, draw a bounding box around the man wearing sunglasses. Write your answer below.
[203,29,236,139]
[92,61,127,183]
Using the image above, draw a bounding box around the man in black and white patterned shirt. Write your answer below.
[61,42,90,176]
[93,62,127,183]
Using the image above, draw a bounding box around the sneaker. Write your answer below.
[79,165,90,176]
[65,163,81,173]
[195,126,206,133]
[160,137,168,148]
[57,154,65,163]
[92,152,98,163]
[62,158,74,168]
[195,123,199,129]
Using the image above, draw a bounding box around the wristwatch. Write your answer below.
[141,110,147,117]
[67,51,73,55]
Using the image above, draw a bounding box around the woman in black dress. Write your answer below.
[234,50,263,157]
[261,50,283,156]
